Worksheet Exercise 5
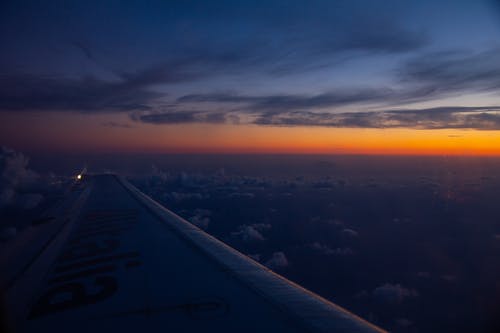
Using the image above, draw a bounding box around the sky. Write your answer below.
[2,0,500,155]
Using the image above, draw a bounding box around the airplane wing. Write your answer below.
[2,174,386,333]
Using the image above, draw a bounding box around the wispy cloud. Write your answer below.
[164,47,500,130]
[178,88,396,111]
[101,121,134,128]
[264,251,289,270]
[254,106,500,130]
[0,63,199,113]
[132,110,227,124]
[0,1,430,115]
[178,47,500,113]
[4,1,500,133]
[399,47,500,98]
[135,105,500,130]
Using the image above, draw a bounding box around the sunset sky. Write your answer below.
[2,0,500,155]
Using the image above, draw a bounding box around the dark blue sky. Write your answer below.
[1,0,500,153]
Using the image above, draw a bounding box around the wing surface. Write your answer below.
[4,174,385,333]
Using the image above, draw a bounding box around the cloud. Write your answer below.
[341,228,359,238]
[189,215,210,229]
[254,106,500,130]
[178,88,395,112]
[372,283,419,304]
[171,70,500,128]
[310,242,354,256]
[228,192,255,199]
[137,88,395,126]
[0,147,37,183]
[70,39,95,62]
[337,20,427,53]
[179,48,500,114]
[168,192,207,202]
[252,223,272,231]
[0,61,205,113]
[138,2,427,79]
[160,47,500,129]
[133,99,500,130]
[394,318,413,328]
[0,73,154,113]
[400,48,500,98]
[133,110,227,124]
[0,147,40,209]
[188,208,211,230]
[0,1,429,115]
[8,2,499,134]
[265,251,289,270]
[101,121,134,128]
[231,223,271,242]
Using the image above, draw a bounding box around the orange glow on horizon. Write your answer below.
[2,112,500,156]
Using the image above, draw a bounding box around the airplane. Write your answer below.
[0,173,386,332]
